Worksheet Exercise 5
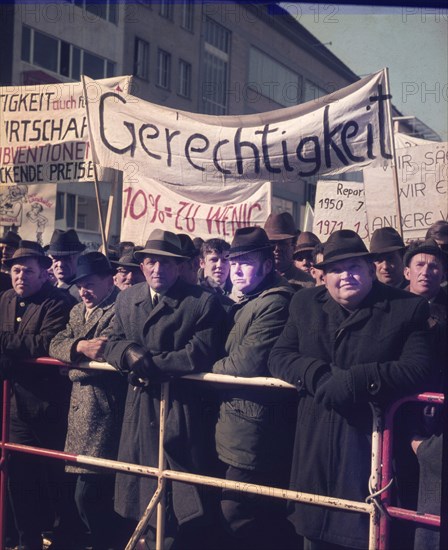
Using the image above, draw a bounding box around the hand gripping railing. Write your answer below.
[378,392,444,550]
[0,358,385,550]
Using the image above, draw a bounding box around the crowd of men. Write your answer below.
[0,214,446,550]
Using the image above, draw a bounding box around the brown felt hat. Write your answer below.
[264,212,298,241]
[110,247,143,269]
[229,227,273,258]
[0,231,21,248]
[370,227,405,254]
[314,230,372,268]
[45,229,86,256]
[134,229,189,260]
[4,240,52,269]
[293,232,321,258]
[178,234,200,259]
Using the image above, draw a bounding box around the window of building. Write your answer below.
[72,0,117,24]
[134,38,150,80]
[202,18,230,115]
[157,49,171,89]
[55,192,106,232]
[178,60,192,98]
[181,1,194,31]
[21,26,115,80]
[248,47,301,107]
[303,80,328,103]
[159,0,174,20]
[272,196,296,218]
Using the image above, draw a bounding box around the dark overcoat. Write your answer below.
[49,285,127,473]
[104,278,225,525]
[213,274,295,471]
[268,281,431,549]
[0,281,75,428]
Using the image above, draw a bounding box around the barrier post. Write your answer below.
[0,380,11,550]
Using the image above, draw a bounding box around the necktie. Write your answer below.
[153,293,159,307]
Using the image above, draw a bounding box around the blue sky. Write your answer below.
[281,3,448,141]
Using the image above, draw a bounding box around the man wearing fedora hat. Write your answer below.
[0,230,21,272]
[369,227,407,288]
[293,231,321,275]
[177,233,201,286]
[45,229,86,301]
[111,247,146,291]
[103,229,225,548]
[0,240,76,550]
[269,230,432,550]
[49,252,128,550]
[212,226,296,549]
[264,212,314,290]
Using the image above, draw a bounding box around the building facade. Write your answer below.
[0,1,436,246]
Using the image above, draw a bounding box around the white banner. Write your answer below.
[0,76,131,186]
[313,180,369,244]
[121,177,271,243]
[84,70,392,202]
[363,142,448,242]
[0,184,56,245]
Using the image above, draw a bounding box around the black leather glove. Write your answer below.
[124,345,155,387]
[314,367,354,412]
[0,355,14,380]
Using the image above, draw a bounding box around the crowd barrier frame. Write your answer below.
[0,358,442,550]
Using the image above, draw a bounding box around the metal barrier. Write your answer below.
[379,392,444,550]
[4,357,435,550]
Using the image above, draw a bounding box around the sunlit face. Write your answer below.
[271,238,294,272]
[230,252,272,294]
[114,266,146,291]
[310,252,325,286]
[140,255,179,293]
[50,253,80,284]
[373,251,404,287]
[294,250,314,273]
[76,274,114,310]
[404,253,445,300]
[11,257,48,298]
[178,256,200,286]
[200,250,230,287]
[324,257,374,310]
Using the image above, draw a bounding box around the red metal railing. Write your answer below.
[379,392,443,549]
[1,358,442,549]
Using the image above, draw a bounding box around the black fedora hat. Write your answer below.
[4,240,52,269]
[229,227,273,258]
[314,230,372,268]
[110,247,143,269]
[45,229,86,256]
[71,252,114,284]
[134,229,189,261]
[404,238,447,267]
[264,212,298,241]
[0,231,21,248]
[178,234,200,259]
[370,227,405,254]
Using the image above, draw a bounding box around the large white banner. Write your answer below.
[313,180,369,244]
[364,142,447,242]
[121,179,271,243]
[85,70,392,204]
[0,184,56,245]
[0,76,131,186]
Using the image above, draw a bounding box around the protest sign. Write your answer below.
[84,70,392,204]
[363,142,447,242]
[313,180,369,244]
[0,184,56,245]
[0,76,131,186]
[120,176,271,242]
